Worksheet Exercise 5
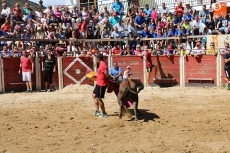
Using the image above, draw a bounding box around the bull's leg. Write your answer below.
[119,104,123,119]
[133,102,138,121]
[136,101,142,116]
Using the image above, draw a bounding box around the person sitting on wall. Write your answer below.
[109,62,122,81]
[190,41,205,58]
[123,66,132,80]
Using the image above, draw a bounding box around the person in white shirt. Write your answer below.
[190,41,205,58]
[113,20,125,38]
[191,15,201,35]
[1,3,11,17]
[123,66,132,80]
[1,46,13,58]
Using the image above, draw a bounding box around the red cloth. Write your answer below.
[78,21,87,33]
[97,61,108,86]
[146,51,152,68]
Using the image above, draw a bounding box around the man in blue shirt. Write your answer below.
[144,4,152,24]
[182,11,193,22]
[109,62,122,81]
[112,0,124,20]
[25,9,37,24]
[134,13,146,29]
[140,27,150,38]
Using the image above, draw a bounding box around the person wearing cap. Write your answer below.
[190,41,205,58]
[223,48,230,89]
[18,49,34,93]
[42,48,56,92]
[111,0,124,20]
[184,2,196,17]
[123,66,132,80]
[220,43,230,55]
[109,12,121,27]
[206,42,218,55]
[92,54,109,118]
[109,62,122,81]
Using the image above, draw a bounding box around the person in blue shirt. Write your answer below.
[173,15,181,28]
[134,13,146,29]
[182,11,193,22]
[177,27,189,44]
[112,0,124,20]
[109,12,121,27]
[140,27,150,38]
[25,9,37,24]
[144,4,152,24]
[148,19,156,29]
[109,62,122,81]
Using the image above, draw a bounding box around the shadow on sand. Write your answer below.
[111,109,160,122]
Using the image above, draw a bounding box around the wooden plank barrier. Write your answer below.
[150,56,180,86]
[184,55,217,86]
[3,58,37,92]
[62,57,94,86]
[112,56,144,83]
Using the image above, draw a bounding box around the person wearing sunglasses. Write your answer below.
[190,41,205,58]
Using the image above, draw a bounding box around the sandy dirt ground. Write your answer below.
[0,85,230,153]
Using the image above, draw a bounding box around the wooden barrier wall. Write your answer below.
[0,55,228,92]
[62,57,95,86]
[2,58,37,92]
[150,56,180,85]
[112,56,144,82]
[185,56,217,85]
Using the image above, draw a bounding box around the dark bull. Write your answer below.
[107,79,144,121]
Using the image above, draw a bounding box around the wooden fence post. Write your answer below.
[218,52,222,88]
[35,57,41,91]
[179,50,185,87]
[57,57,63,90]
[0,58,4,93]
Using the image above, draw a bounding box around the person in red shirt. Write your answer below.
[174,1,184,23]
[145,47,158,86]
[92,54,109,118]
[112,42,122,55]
[18,50,34,93]
[78,18,88,37]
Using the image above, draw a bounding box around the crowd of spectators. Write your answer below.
[0,0,230,58]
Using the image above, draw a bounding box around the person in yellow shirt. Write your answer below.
[176,44,189,56]
[206,42,218,55]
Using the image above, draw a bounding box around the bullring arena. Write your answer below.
[1,85,230,153]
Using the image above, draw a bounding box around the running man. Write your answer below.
[92,54,109,118]
[42,48,56,92]
[18,50,34,93]
[145,47,158,86]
